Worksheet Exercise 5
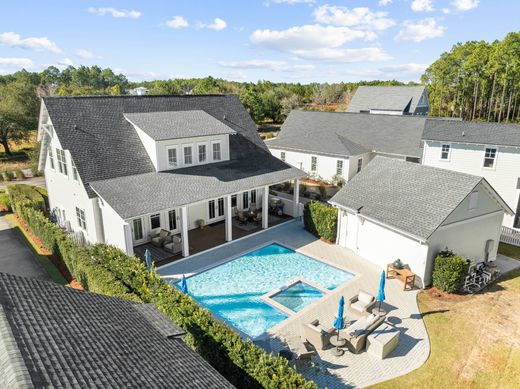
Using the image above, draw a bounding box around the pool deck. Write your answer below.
[157,220,430,388]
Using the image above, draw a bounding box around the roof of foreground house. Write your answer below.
[329,156,510,240]
[346,85,427,114]
[267,110,429,158]
[422,119,520,147]
[43,94,301,198]
[0,272,234,389]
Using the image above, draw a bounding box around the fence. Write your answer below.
[500,226,520,247]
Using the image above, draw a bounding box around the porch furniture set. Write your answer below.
[238,203,263,225]
[150,229,183,255]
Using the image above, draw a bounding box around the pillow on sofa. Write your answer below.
[351,300,368,313]
[358,291,374,304]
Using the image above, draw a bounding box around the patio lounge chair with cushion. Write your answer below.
[348,290,376,318]
[150,229,171,247]
[238,211,246,225]
[340,313,386,354]
[164,235,182,255]
[253,212,262,225]
[303,319,335,350]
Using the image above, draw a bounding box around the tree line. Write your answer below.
[422,32,520,122]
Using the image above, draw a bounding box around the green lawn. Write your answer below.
[5,213,68,285]
[498,242,520,260]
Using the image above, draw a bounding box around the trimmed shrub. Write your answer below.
[2,171,14,181]
[303,200,338,242]
[15,169,25,179]
[432,251,469,293]
[7,184,46,213]
[0,189,10,211]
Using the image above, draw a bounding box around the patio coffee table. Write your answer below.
[330,335,347,356]
[366,323,400,359]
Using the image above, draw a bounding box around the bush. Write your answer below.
[7,184,46,213]
[15,169,25,179]
[318,182,327,199]
[2,171,14,181]
[432,251,469,293]
[0,189,10,211]
[12,199,317,389]
[303,201,338,242]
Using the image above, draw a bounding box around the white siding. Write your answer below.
[422,141,520,229]
[99,198,128,251]
[133,125,159,170]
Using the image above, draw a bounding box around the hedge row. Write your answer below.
[10,185,316,389]
[303,200,338,243]
[7,184,46,213]
[432,250,470,293]
[0,189,9,211]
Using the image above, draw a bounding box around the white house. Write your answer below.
[421,119,520,233]
[329,157,512,287]
[129,87,149,96]
[37,94,304,259]
[266,110,434,182]
[346,86,429,116]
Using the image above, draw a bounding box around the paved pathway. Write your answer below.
[0,176,46,189]
[0,213,52,281]
[158,221,430,388]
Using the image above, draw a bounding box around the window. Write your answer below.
[168,210,177,231]
[218,197,225,217]
[357,158,363,173]
[311,156,317,172]
[280,152,286,162]
[150,214,161,230]
[56,149,68,176]
[469,191,479,210]
[48,149,55,170]
[242,191,249,209]
[198,144,207,163]
[406,157,420,163]
[184,146,193,165]
[483,147,497,168]
[132,218,143,241]
[208,200,216,219]
[441,144,450,160]
[212,142,221,161]
[231,194,237,207]
[336,160,343,176]
[514,196,520,229]
[75,207,86,230]
[168,148,177,167]
[250,190,257,204]
[72,159,79,181]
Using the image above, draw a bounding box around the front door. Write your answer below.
[131,217,146,245]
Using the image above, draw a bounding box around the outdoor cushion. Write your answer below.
[159,229,170,239]
[172,236,181,243]
[358,291,374,304]
[351,300,369,313]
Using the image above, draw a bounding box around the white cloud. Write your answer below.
[59,58,73,66]
[378,0,392,6]
[442,8,451,14]
[395,18,445,42]
[87,7,141,19]
[0,32,61,53]
[451,0,479,11]
[224,71,248,80]
[378,62,428,74]
[0,57,33,68]
[269,0,315,4]
[218,59,314,72]
[411,0,435,12]
[166,16,189,29]
[313,5,396,30]
[292,47,391,62]
[75,49,101,59]
[207,18,227,31]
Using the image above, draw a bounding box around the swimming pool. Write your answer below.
[271,281,324,313]
[174,243,354,338]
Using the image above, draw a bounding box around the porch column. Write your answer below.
[293,179,300,218]
[123,222,134,257]
[262,186,269,229]
[180,206,189,257]
[225,195,232,242]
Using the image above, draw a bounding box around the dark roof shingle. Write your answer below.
[346,85,427,113]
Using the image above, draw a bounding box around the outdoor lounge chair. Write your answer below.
[347,290,376,318]
[285,335,315,361]
[150,229,171,247]
[340,313,386,354]
[238,211,246,225]
[249,203,257,214]
[164,235,182,255]
[303,319,335,350]
[253,212,262,225]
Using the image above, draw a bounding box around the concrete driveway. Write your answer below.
[0,213,52,281]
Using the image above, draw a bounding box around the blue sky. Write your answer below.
[1,0,518,83]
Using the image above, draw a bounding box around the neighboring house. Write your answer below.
[329,157,512,287]
[266,110,431,182]
[129,86,149,96]
[0,272,234,388]
[346,85,429,116]
[421,120,520,232]
[37,95,303,257]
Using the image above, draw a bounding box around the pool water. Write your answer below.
[175,243,354,338]
[271,281,324,312]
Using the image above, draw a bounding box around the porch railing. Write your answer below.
[500,226,520,247]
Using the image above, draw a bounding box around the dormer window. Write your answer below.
[212,142,221,161]
[184,145,193,165]
[168,147,178,167]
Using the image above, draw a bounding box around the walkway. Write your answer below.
[0,176,46,189]
[158,221,430,388]
[0,213,52,281]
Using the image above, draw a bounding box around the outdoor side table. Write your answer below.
[329,336,347,356]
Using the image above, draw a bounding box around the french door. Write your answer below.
[208,197,225,223]
[131,217,146,245]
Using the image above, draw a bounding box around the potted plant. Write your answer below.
[196,219,206,230]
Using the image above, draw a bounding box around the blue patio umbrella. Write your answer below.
[333,296,345,340]
[377,271,386,312]
[180,274,188,294]
[144,249,152,270]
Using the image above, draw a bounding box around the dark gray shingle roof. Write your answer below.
[422,119,520,147]
[124,110,236,140]
[0,272,234,389]
[91,156,304,219]
[43,94,269,197]
[267,110,428,158]
[346,85,427,113]
[329,156,484,240]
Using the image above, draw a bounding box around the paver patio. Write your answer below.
[157,220,430,388]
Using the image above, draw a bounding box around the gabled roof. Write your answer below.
[42,94,272,197]
[346,85,427,113]
[422,119,520,147]
[329,156,510,240]
[0,272,234,388]
[124,110,236,140]
[267,110,428,158]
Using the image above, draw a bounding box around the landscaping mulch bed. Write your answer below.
[424,287,467,303]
